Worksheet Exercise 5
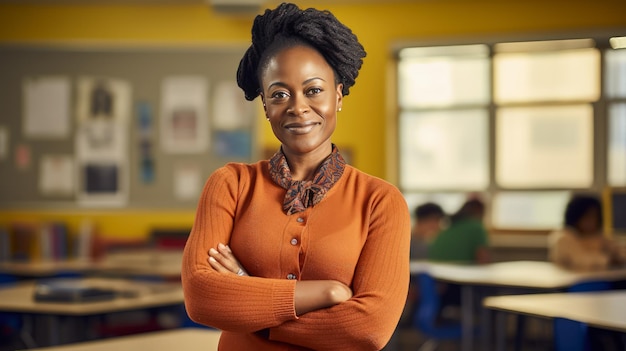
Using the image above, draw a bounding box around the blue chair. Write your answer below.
[554,318,589,351]
[567,280,613,292]
[0,274,36,349]
[515,280,613,351]
[412,273,462,351]
[557,280,613,351]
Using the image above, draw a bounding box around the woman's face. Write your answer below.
[260,45,343,158]
[577,207,601,235]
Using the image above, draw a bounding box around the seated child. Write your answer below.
[549,194,626,271]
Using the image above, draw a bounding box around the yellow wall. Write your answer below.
[0,1,624,239]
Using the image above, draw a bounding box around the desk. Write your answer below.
[98,250,183,280]
[21,328,221,351]
[484,291,626,332]
[411,261,626,351]
[0,250,183,280]
[484,291,626,350]
[0,278,184,346]
[0,260,101,278]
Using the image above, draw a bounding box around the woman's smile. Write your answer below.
[284,121,322,134]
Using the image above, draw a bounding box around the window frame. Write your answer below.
[392,32,625,232]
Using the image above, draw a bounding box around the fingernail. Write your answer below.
[209,256,216,263]
[209,248,217,255]
[218,243,226,250]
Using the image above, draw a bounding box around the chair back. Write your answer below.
[554,318,589,351]
[0,274,21,337]
[567,280,612,292]
[413,273,462,340]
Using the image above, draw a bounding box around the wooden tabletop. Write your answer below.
[0,260,103,277]
[484,291,626,332]
[21,328,221,351]
[0,278,184,315]
[0,250,183,278]
[411,260,626,289]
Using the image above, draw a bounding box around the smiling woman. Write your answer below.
[181,2,411,351]
[261,44,341,179]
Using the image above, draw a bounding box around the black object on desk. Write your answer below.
[33,279,116,303]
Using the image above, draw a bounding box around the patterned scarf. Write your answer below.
[269,145,346,215]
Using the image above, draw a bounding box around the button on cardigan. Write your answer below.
[182,161,411,351]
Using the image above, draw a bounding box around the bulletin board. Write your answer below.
[0,45,260,209]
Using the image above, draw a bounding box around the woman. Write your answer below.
[549,194,625,271]
[181,3,411,350]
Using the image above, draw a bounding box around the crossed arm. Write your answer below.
[208,242,353,316]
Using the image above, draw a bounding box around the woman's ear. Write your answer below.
[336,84,343,112]
[260,94,269,120]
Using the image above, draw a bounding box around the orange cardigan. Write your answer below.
[182,161,410,351]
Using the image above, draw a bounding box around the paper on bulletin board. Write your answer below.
[15,144,31,170]
[212,80,255,130]
[74,76,131,207]
[214,130,251,159]
[76,161,128,207]
[23,76,71,138]
[173,164,201,201]
[160,76,209,154]
[39,155,74,196]
[0,127,8,160]
[75,76,132,125]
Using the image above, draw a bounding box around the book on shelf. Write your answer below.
[9,222,70,262]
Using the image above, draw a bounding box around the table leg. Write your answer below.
[19,314,37,349]
[461,285,473,351]
[495,311,507,351]
[481,291,492,351]
[44,315,61,345]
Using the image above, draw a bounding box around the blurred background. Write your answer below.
[0,0,624,281]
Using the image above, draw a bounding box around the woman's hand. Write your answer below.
[294,280,353,316]
[208,243,248,276]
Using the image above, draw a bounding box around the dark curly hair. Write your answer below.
[236,2,366,101]
[564,194,603,229]
[414,202,445,221]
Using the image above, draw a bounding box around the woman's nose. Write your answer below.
[287,93,310,115]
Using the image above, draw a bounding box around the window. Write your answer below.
[397,36,622,230]
[398,45,489,193]
[606,44,626,187]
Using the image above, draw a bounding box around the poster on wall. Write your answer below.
[173,163,201,201]
[15,144,31,170]
[22,76,71,139]
[160,76,209,154]
[39,154,74,196]
[214,130,251,159]
[0,127,8,160]
[75,76,131,207]
[137,102,155,184]
[212,80,254,130]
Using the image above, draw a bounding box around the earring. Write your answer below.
[266,117,270,121]
[338,107,342,112]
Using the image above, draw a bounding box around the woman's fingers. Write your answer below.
[208,243,248,276]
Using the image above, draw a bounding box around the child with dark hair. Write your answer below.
[411,202,445,260]
[182,3,410,350]
[549,194,626,271]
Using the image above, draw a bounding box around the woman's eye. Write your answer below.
[271,91,289,99]
[306,87,322,95]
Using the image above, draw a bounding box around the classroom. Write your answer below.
[0,0,625,350]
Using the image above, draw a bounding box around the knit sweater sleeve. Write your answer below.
[181,165,298,332]
[269,181,411,351]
